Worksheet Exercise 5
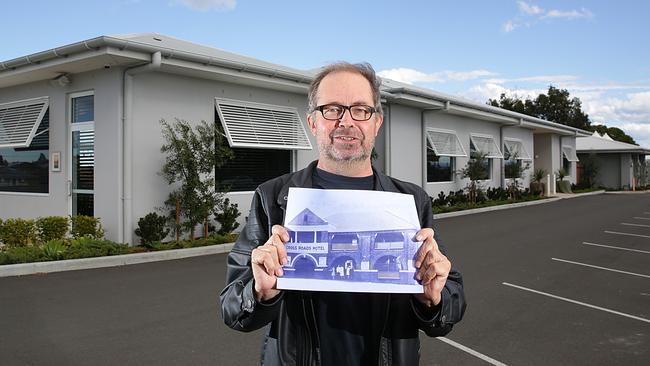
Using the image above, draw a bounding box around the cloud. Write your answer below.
[504,2,593,33]
[503,20,518,33]
[377,68,495,84]
[585,91,650,124]
[542,8,593,19]
[485,74,579,84]
[174,0,236,11]
[517,1,543,15]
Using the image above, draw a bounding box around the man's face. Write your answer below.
[307,71,383,163]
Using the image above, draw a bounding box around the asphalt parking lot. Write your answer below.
[0,193,648,365]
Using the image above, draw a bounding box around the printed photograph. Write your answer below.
[276,188,424,293]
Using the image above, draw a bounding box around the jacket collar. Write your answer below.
[276,160,399,208]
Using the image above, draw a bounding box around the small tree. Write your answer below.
[159,118,233,240]
[530,168,547,196]
[504,153,530,200]
[459,152,489,205]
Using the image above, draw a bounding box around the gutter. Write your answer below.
[121,51,162,245]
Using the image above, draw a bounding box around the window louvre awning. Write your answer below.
[562,146,579,162]
[215,98,312,150]
[470,134,503,158]
[0,97,49,149]
[504,139,531,160]
[426,129,467,157]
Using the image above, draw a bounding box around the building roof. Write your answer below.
[0,33,590,136]
[576,131,650,154]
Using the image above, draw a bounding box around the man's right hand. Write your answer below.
[251,225,290,302]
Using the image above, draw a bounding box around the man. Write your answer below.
[220,62,466,365]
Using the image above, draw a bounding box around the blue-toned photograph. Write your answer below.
[276,188,423,293]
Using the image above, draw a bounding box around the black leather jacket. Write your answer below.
[220,161,466,365]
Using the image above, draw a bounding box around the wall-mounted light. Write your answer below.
[50,73,71,87]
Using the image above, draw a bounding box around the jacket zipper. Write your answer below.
[300,293,321,365]
[377,294,391,365]
[308,294,321,364]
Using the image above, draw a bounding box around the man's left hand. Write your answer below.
[413,228,451,308]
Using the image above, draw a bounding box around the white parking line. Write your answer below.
[633,216,650,220]
[621,222,650,228]
[605,230,650,238]
[582,241,650,254]
[551,258,650,278]
[502,282,650,324]
[436,337,508,366]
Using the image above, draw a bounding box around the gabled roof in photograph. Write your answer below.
[576,131,650,154]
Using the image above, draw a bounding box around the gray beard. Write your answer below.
[320,143,370,163]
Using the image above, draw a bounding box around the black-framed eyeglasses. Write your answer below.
[314,104,377,121]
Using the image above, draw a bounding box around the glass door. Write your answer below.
[71,128,94,216]
[69,91,95,216]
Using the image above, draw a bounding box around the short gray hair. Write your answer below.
[308,62,383,116]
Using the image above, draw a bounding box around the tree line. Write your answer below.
[487,86,636,145]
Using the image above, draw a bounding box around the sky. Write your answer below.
[2,0,650,147]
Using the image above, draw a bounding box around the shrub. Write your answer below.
[447,190,468,206]
[432,191,448,207]
[215,198,241,235]
[36,216,69,243]
[42,240,67,261]
[150,241,183,251]
[64,238,129,259]
[71,216,105,239]
[135,212,170,246]
[2,246,44,264]
[486,187,508,201]
[0,218,36,247]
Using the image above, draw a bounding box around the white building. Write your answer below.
[576,132,649,189]
[0,34,590,244]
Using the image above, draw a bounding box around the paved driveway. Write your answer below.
[1,193,648,365]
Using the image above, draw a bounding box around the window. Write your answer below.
[215,98,311,150]
[0,97,49,149]
[0,97,49,194]
[214,98,312,192]
[469,135,503,159]
[72,95,94,123]
[426,129,465,183]
[504,139,531,179]
[469,138,492,180]
[427,142,454,182]
[297,231,315,243]
[563,156,571,173]
[216,147,290,191]
[562,146,579,162]
[562,146,578,176]
[375,232,404,250]
[331,233,359,251]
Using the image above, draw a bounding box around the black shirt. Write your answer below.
[311,168,383,365]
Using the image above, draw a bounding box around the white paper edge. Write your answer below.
[277,278,424,294]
